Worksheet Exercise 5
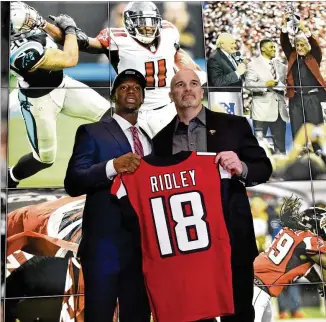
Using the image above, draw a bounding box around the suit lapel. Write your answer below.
[155,116,177,156]
[162,118,176,156]
[219,49,236,71]
[259,56,273,79]
[102,117,132,154]
[205,108,229,152]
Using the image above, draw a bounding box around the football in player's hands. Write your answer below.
[174,51,198,71]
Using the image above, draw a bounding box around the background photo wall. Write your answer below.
[1,1,326,322]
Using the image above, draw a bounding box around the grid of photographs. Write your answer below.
[1,1,326,321]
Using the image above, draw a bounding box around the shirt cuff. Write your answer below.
[304,31,312,38]
[235,71,241,79]
[240,162,248,179]
[106,159,117,180]
[281,27,288,33]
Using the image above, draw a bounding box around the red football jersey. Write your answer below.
[112,151,234,322]
[254,227,326,297]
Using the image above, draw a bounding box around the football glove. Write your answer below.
[49,14,77,35]
[76,28,90,51]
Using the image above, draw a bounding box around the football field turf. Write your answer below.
[8,113,91,188]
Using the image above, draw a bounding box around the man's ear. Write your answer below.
[169,92,174,102]
[201,88,204,100]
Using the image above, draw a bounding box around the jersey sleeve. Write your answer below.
[304,236,326,254]
[10,41,45,72]
[96,28,118,50]
[111,174,127,199]
[161,20,180,46]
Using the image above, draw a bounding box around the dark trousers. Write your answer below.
[81,253,150,322]
[220,264,255,322]
[253,113,286,153]
[289,93,324,140]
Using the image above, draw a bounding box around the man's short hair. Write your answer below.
[259,38,274,51]
[216,32,233,49]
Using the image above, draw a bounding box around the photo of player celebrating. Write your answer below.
[203,1,326,181]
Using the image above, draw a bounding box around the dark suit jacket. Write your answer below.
[207,49,243,92]
[280,31,326,99]
[64,116,152,268]
[152,108,273,263]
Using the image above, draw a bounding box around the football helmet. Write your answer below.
[123,1,162,44]
[10,2,43,38]
[300,207,326,240]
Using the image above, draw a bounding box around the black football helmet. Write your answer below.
[123,1,162,44]
[300,207,326,240]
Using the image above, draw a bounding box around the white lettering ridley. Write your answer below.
[150,170,196,193]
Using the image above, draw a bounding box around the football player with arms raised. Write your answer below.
[46,1,204,137]
[8,2,110,188]
[253,197,326,322]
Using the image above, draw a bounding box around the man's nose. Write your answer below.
[127,86,136,93]
[184,84,192,91]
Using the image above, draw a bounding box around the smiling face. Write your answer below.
[261,41,276,59]
[138,25,157,38]
[169,69,203,111]
[295,37,310,56]
[114,78,144,114]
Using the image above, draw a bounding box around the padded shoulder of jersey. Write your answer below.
[10,40,45,72]
[110,27,128,37]
[161,20,180,43]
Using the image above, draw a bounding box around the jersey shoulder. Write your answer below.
[96,27,129,48]
[110,27,128,38]
[10,32,46,72]
[161,20,180,42]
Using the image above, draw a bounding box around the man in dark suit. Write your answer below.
[64,69,151,322]
[207,33,247,116]
[153,69,273,322]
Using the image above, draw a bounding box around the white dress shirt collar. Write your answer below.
[261,55,273,65]
[113,113,141,132]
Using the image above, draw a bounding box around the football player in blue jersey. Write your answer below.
[8,2,110,188]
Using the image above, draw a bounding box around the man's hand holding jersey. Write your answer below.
[113,153,141,174]
[215,151,244,176]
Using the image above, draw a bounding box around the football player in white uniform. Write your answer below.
[8,2,110,188]
[46,1,206,137]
